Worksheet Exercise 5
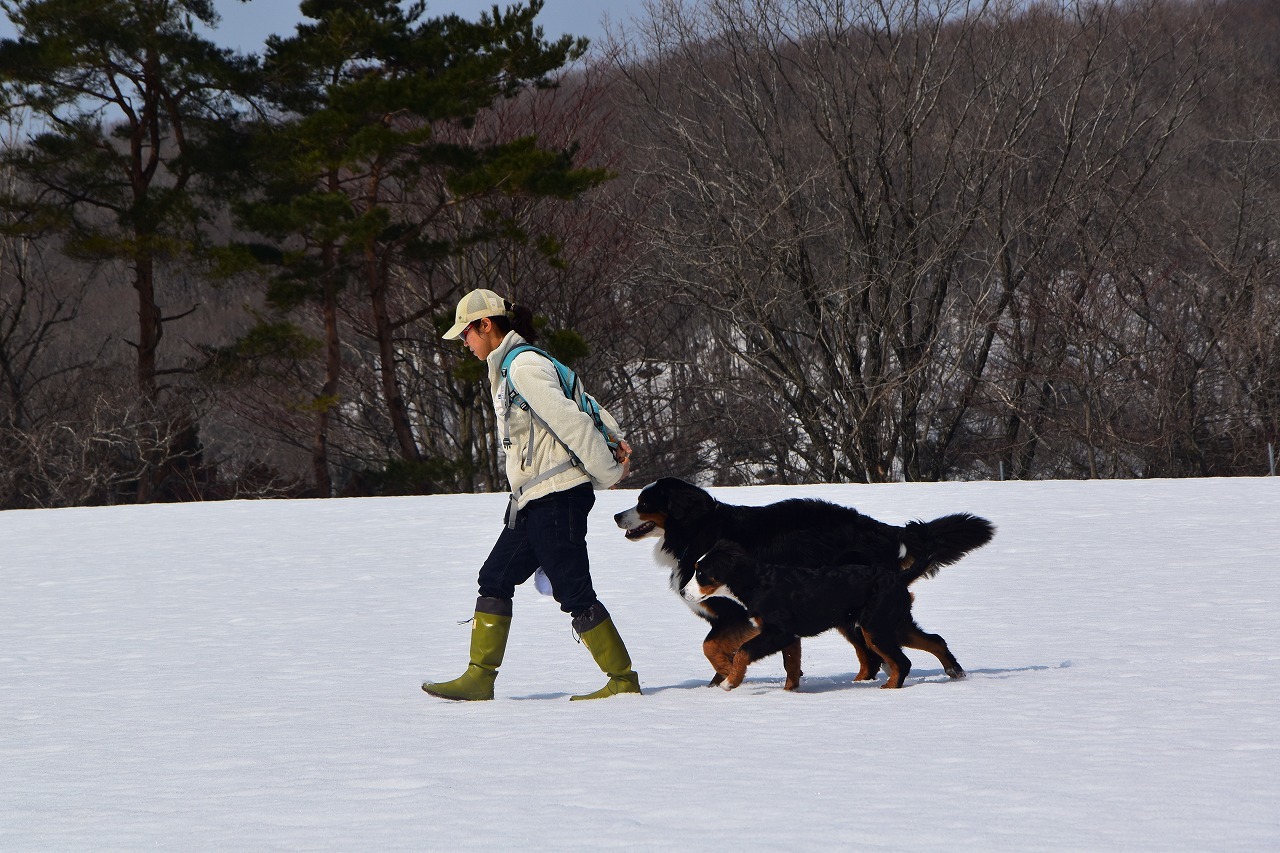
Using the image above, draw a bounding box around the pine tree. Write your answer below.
[0,0,253,399]
[228,0,609,495]
[0,0,255,499]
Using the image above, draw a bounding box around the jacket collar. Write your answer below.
[486,330,529,387]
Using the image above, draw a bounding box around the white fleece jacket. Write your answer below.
[487,332,624,510]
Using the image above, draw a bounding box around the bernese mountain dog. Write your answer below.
[614,477,994,689]
[686,540,965,690]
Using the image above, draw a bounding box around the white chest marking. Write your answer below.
[656,542,714,617]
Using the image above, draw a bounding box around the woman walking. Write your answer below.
[422,289,641,701]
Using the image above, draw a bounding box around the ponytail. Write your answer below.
[489,300,538,344]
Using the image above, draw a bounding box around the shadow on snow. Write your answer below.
[504,663,1069,699]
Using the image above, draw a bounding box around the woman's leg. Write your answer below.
[522,483,598,614]
[422,519,538,701]
[523,484,641,699]
[476,513,541,601]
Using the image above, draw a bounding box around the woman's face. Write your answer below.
[460,318,503,361]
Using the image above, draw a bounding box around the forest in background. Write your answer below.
[1,0,1278,509]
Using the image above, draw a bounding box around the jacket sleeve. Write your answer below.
[508,354,624,488]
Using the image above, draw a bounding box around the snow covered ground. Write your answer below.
[2,477,1278,851]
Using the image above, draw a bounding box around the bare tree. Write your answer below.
[607,0,1217,482]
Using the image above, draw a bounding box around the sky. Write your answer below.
[3,476,1279,850]
[0,0,640,53]
[199,0,636,52]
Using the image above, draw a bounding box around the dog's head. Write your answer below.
[682,540,750,604]
[613,477,717,542]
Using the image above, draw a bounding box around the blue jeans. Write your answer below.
[477,483,597,615]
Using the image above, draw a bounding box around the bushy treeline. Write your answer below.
[2,0,1278,508]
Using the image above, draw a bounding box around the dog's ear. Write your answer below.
[694,538,735,579]
[693,553,719,585]
[714,542,756,574]
[666,480,715,522]
[707,539,741,559]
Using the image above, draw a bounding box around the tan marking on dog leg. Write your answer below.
[839,626,881,681]
[703,622,759,685]
[723,650,750,690]
[862,630,907,689]
[781,640,803,690]
[903,625,965,679]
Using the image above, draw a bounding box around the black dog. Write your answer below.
[614,477,994,689]
[687,541,965,690]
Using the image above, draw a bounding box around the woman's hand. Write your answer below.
[612,439,633,486]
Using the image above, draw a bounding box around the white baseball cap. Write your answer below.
[442,289,510,339]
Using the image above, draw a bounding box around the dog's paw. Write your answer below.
[719,680,736,692]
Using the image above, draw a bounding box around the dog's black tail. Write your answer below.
[901,513,995,584]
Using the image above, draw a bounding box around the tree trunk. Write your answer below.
[132,251,161,502]
[312,246,342,498]
[368,248,421,464]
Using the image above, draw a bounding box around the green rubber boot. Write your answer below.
[570,602,642,701]
[422,597,512,701]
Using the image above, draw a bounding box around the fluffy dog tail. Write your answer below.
[901,513,995,583]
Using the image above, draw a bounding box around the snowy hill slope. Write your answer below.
[3,478,1278,850]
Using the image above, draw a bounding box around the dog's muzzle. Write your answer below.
[614,507,656,540]
[680,575,707,602]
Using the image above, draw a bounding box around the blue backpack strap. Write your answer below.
[502,344,576,398]
[500,344,543,393]
[501,345,539,458]
[499,343,618,479]
[500,345,570,471]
